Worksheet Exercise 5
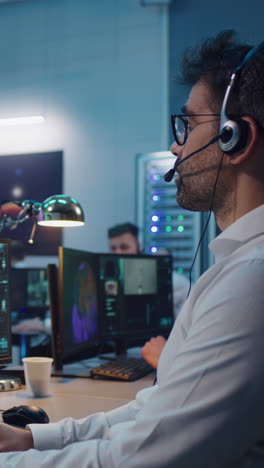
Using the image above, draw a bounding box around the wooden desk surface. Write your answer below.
[0,374,155,422]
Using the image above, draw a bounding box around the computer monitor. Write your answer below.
[53,247,101,369]
[0,239,12,367]
[98,253,174,352]
[0,239,21,391]
[10,268,49,324]
[51,248,173,372]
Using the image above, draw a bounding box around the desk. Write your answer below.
[0,373,155,422]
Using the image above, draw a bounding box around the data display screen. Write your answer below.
[0,240,12,365]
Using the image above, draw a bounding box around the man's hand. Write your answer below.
[0,422,33,452]
[141,335,167,369]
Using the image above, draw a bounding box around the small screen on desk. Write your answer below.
[10,268,49,321]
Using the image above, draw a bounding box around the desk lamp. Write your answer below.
[0,194,85,243]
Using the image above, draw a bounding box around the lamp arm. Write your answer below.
[0,200,41,231]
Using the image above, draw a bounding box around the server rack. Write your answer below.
[135,151,217,284]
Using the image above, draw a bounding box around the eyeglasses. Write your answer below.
[171,114,220,146]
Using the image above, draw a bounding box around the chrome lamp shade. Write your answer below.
[37,195,85,227]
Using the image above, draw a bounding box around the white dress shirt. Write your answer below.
[2,204,264,467]
[172,270,190,318]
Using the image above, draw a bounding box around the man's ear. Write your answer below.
[228,116,260,165]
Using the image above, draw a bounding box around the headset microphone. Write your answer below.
[164,132,223,183]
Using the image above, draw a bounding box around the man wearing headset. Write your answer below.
[1,29,264,468]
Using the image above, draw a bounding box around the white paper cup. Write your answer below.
[22,357,53,397]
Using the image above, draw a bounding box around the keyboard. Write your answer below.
[90,357,154,381]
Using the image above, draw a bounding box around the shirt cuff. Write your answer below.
[28,422,63,451]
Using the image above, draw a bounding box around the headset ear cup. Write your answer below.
[219,119,249,155]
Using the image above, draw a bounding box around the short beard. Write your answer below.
[176,181,215,212]
[176,163,232,215]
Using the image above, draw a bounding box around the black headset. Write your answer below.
[219,41,264,154]
[164,40,264,183]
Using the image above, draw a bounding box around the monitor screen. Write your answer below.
[10,268,49,323]
[58,247,101,363]
[123,257,157,295]
[0,239,12,366]
[99,254,174,346]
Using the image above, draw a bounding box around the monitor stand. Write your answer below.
[113,338,127,356]
[51,356,104,379]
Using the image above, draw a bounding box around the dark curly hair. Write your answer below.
[179,30,264,128]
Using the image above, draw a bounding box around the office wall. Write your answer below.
[0,0,169,262]
[169,0,264,123]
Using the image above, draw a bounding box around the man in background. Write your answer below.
[108,222,140,254]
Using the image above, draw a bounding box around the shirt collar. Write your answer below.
[209,204,264,262]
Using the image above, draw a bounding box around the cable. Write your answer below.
[186,152,225,297]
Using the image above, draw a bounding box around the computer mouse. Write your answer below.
[2,405,49,428]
